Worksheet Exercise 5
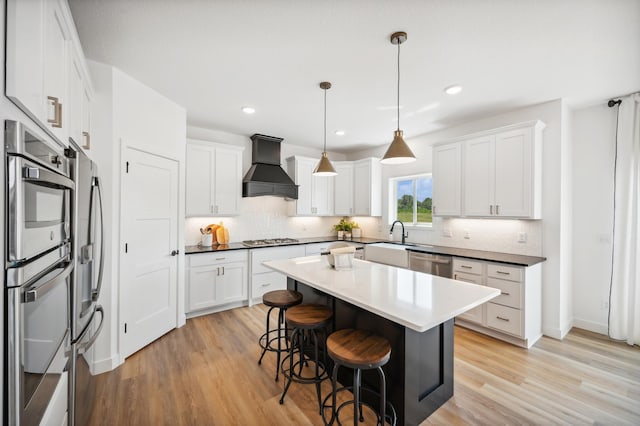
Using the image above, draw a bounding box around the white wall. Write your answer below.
[571,103,618,334]
[88,61,187,372]
[184,126,358,245]
[349,99,571,338]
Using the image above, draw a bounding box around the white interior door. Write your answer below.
[121,147,179,359]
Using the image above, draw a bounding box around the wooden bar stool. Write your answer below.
[258,290,303,381]
[280,304,333,413]
[323,329,397,426]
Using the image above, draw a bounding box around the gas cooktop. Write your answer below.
[242,238,300,247]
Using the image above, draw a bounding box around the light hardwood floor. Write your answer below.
[88,305,640,425]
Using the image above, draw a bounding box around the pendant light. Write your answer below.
[381,31,416,165]
[313,81,338,176]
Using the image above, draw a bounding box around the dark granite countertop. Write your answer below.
[185,236,546,267]
[404,245,546,267]
[184,236,384,255]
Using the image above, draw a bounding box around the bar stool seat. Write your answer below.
[323,329,397,425]
[258,290,303,381]
[280,304,333,413]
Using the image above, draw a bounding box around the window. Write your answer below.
[389,174,433,225]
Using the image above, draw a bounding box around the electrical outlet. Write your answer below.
[464,230,470,239]
[443,228,452,237]
[601,300,609,310]
[518,232,527,243]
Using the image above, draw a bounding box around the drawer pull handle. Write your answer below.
[496,271,510,275]
[496,316,510,322]
[460,265,472,269]
[501,291,510,296]
[216,257,225,261]
[261,283,270,287]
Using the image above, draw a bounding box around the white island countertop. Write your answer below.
[263,256,500,333]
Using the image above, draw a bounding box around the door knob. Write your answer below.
[171,250,180,256]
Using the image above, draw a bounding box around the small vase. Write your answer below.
[352,228,361,238]
[345,232,352,240]
[337,230,344,239]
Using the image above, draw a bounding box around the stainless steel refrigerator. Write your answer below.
[68,142,105,426]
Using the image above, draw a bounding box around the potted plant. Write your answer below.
[333,218,351,239]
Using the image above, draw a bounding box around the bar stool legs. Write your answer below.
[257,290,303,382]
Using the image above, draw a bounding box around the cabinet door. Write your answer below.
[187,267,218,311]
[68,50,84,147]
[312,174,333,216]
[494,128,533,217]
[44,0,70,144]
[5,0,45,122]
[292,158,314,215]
[81,86,91,149]
[216,263,247,303]
[214,148,241,215]
[353,161,371,216]
[186,144,214,216]
[432,143,461,216]
[453,271,484,324]
[463,135,494,217]
[333,162,354,216]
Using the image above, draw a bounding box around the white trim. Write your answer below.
[572,318,608,335]
[90,353,123,375]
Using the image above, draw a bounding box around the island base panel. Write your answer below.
[288,278,454,425]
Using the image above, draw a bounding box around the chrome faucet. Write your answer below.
[389,220,408,244]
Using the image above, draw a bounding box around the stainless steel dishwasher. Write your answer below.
[408,250,453,278]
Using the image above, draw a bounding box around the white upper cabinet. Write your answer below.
[287,156,334,216]
[333,162,354,216]
[6,0,92,148]
[353,158,382,216]
[433,121,544,219]
[464,123,543,218]
[432,142,461,216]
[185,141,243,217]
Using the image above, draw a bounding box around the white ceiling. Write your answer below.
[68,0,640,153]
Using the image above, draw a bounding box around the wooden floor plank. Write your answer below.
[88,305,640,425]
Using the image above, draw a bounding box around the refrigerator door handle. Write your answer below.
[91,179,105,302]
[78,305,104,355]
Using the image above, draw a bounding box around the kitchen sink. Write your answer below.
[364,243,413,268]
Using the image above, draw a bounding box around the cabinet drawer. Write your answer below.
[487,263,523,282]
[251,246,306,274]
[486,303,523,337]
[487,277,522,309]
[252,271,287,300]
[453,258,483,275]
[188,250,247,267]
[453,271,483,285]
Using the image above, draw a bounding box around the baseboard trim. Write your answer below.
[572,318,608,335]
[91,353,122,375]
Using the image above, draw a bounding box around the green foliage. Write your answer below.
[333,218,355,232]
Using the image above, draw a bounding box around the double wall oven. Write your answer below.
[5,120,74,425]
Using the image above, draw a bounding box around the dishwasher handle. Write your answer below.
[409,252,451,264]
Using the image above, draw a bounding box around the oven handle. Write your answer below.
[23,261,73,303]
[21,159,75,190]
[78,306,104,355]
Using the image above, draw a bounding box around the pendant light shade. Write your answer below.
[313,81,338,176]
[381,31,416,165]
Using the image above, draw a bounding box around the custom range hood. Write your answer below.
[242,134,298,199]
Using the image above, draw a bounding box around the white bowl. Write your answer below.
[326,242,350,267]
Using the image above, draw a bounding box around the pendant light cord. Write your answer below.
[397,39,401,131]
[323,87,327,152]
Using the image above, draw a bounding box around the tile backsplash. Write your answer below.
[185,197,542,257]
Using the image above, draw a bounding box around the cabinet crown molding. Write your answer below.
[433,120,546,147]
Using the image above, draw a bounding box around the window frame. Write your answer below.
[388,173,433,227]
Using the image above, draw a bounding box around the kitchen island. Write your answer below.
[263,256,500,425]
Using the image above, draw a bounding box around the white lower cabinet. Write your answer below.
[453,257,541,348]
[186,250,248,316]
[452,259,485,325]
[249,245,305,304]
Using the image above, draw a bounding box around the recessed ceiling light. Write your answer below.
[241,106,256,114]
[444,85,462,95]
[334,130,345,136]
